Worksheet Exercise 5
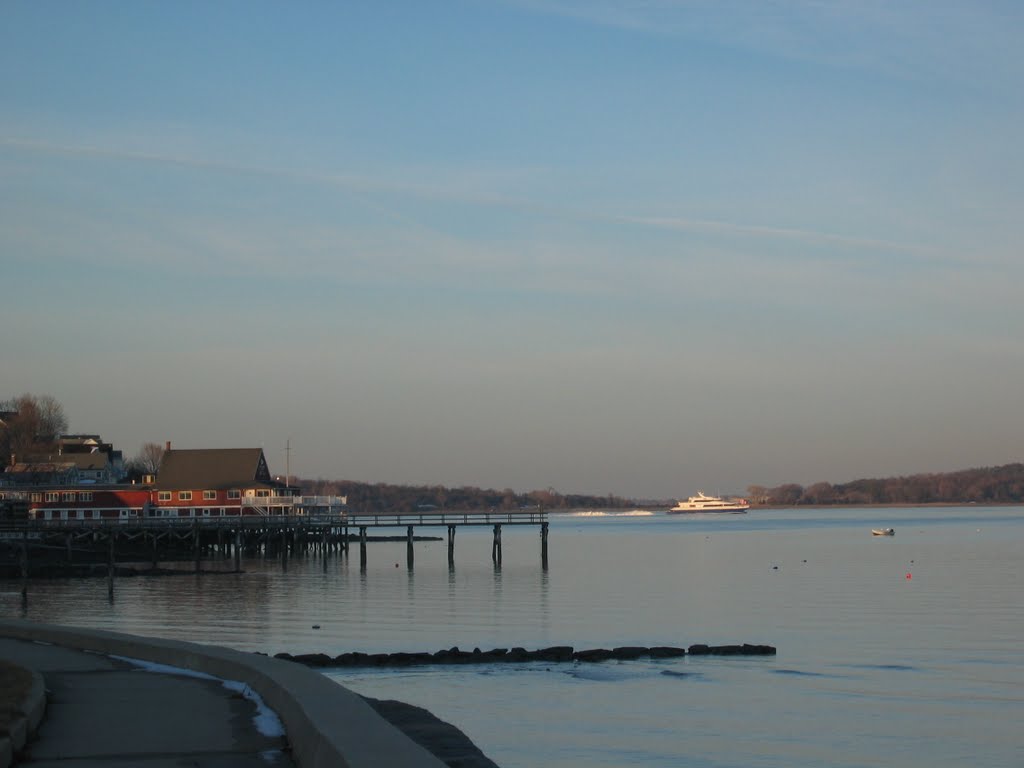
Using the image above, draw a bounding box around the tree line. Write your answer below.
[747,463,1024,506]
[296,477,631,514]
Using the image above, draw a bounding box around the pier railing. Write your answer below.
[0,507,546,532]
[343,508,546,527]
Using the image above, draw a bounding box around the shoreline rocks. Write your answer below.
[274,643,775,668]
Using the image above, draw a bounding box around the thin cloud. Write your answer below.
[503,0,1024,85]
[615,213,936,256]
[0,135,949,266]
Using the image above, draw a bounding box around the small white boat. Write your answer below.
[669,492,750,514]
[871,528,895,536]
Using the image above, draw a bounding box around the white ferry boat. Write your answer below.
[669,491,750,514]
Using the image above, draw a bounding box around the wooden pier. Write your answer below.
[0,508,549,602]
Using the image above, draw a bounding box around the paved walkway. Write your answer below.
[0,620,451,768]
[0,636,293,767]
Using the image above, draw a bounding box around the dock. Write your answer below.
[0,507,549,603]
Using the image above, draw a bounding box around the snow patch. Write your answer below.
[112,654,287,737]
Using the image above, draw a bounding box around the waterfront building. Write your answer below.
[4,444,299,521]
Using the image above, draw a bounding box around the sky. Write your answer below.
[2,1,1023,499]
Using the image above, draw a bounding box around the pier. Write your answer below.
[0,507,549,602]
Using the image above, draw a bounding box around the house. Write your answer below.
[54,435,126,481]
[54,452,117,484]
[11,433,126,485]
[27,486,152,521]
[19,445,300,521]
[150,446,297,518]
[4,461,80,487]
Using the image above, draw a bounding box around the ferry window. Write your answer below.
[80,492,93,502]
[63,492,75,502]
[227,489,240,499]
[46,492,59,502]
[31,493,42,502]
[179,491,192,501]
[203,490,216,500]
[158,491,172,502]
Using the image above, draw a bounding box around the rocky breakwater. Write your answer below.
[274,643,776,668]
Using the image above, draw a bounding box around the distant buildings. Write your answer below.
[1,438,299,521]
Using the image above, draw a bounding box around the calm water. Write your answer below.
[3,506,1023,767]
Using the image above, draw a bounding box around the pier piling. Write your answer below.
[541,522,549,570]
[107,533,115,599]
[2,507,547,584]
[492,524,502,565]
[19,539,28,608]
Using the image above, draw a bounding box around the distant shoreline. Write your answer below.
[749,501,1023,510]
[550,501,1023,513]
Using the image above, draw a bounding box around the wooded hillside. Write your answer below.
[295,478,631,513]
[748,463,1024,506]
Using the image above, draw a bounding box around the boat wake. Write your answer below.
[564,510,656,518]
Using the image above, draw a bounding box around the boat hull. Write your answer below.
[669,491,749,514]
[667,507,749,514]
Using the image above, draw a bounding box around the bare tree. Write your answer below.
[35,394,68,440]
[135,442,166,475]
[0,393,68,459]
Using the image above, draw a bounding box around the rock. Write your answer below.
[506,647,530,661]
[535,646,574,662]
[291,652,333,667]
[649,646,687,658]
[573,648,613,663]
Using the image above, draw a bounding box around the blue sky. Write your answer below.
[3,1,1022,498]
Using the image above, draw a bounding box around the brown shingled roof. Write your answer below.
[155,448,273,490]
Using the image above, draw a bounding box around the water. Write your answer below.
[3,506,1023,767]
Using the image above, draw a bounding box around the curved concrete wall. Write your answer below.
[0,619,447,768]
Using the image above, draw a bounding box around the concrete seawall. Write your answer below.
[0,619,450,768]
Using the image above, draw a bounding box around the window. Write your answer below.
[158,491,172,502]
[227,489,241,499]
[80,492,93,502]
[45,492,59,502]
[203,490,216,500]
[179,491,192,501]
[31,493,42,502]
[256,489,270,498]
[63,492,75,502]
